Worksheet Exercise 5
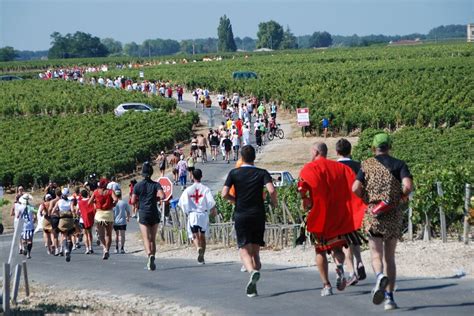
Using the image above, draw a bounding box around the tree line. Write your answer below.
[0,22,468,61]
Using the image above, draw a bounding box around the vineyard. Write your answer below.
[99,43,474,131]
[0,80,176,116]
[353,126,473,234]
[0,111,199,187]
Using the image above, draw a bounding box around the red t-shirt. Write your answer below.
[93,189,114,210]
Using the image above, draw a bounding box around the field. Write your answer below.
[100,43,474,131]
[0,75,196,187]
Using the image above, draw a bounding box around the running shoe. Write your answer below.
[27,253,32,259]
[320,286,333,297]
[357,264,367,281]
[54,248,60,256]
[76,243,81,249]
[335,268,347,291]
[197,248,205,264]
[85,249,90,255]
[47,248,51,255]
[115,248,119,254]
[246,271,260,297]
[19,249,23,255]
[384,298,398,310]
[372,274,389,305]
[65,252,71,262]
[148,255,156,271]
[346,274,359,286]
[96,239,101,246]
[90,248,95,254]
[120,248,125,254]
[240,265,247,272]
[103,252,109,260]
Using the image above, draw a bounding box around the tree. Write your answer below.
[101,38,123,55]
[308,31,333,48]
[217,15,237,52]
[0,46,17,61]
[48,31,109,59]
[124,42,140,57]
[256,20,284,49]
[427,24,466,39]
[280,26,298,49]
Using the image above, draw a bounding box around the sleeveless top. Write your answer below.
[93,189,114,210]
[57,198,71,214]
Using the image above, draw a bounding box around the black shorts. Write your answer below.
[138,210,161,226]
[199,146,206,152]
[51,216,60,230]
[188,166,195,172]
[271,113,276,119]
[113,225,127,231]
[235,216,265,248]
[190,225,205,234]
[191,145,198,151]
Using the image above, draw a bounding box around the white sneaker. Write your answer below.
[240,265,247,272]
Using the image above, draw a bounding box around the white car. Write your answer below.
[114,103,152,116]
[269,171,296,187]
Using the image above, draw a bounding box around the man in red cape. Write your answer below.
[298,142,366,297]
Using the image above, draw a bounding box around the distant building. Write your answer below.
[468,24,474,42]
[388,38,422,46]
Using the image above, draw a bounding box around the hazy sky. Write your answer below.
[1,0,472,50]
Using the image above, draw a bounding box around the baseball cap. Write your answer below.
[61,188,70,196]
[372,133,392,148]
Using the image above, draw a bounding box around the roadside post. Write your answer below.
[436,182,447,243]
[408,192,414,241]
[463,184,471,245]
[297,108,310,137]
[2,263,10,316]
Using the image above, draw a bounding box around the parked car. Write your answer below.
[114,103,152,116]
[269,171,296,187]
[0,75,23,81]
[232,71,258,79]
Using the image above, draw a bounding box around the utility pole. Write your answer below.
[192,40,195,55]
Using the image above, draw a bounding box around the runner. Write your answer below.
[209,130,220,161]
[197,134,208,163]
[48,187,63,256]
[270,102,277,119]
[77,189,96,254]
[335,138,367,285]
[231,131,241,161]
[187,153,196,182]
[298,142,366,297]
[222,134,233,164]
[321,117,330,139]
[89,178,118,260]
[113,190,130,254]
[17,194,36,259]
[352,133,413,310]
[191,136,198,160]
[178,169,217,264]
[52,188,76,262]
[128,179,138,218]
[38,194,53,254]
[177,155,188,190]
[157,151,167,178]
[222,145,277,297]
[131,162,165,271]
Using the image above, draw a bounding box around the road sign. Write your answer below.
[297,108,310,127]
[158,177,173,201]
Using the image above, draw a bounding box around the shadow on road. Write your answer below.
[264,287,320,298]
[398,283,457,292]
[403,302,474,311]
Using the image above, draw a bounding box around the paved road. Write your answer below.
[1,101,473,315]
[1,233,473,315]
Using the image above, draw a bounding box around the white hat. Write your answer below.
[19,193,33,205]
[61,188,70,196]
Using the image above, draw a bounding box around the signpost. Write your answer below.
[158,177,173,202]
[158,177,173,238]
[297,108,310,136]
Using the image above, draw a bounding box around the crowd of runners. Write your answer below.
[5,77,411,312]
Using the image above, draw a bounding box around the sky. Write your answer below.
[1,0,472,51]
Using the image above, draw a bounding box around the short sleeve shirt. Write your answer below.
[357,155,412,184]
[224,166,272,218]
[133,179,163,214]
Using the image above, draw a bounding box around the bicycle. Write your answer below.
[267,124,284,141]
